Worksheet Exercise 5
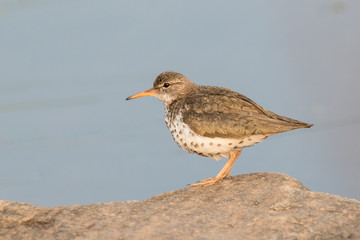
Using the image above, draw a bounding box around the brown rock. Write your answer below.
[0,172,359,239]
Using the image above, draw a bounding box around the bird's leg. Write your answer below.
[189,149,242,187]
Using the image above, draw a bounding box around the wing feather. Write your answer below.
[180,86,310,138]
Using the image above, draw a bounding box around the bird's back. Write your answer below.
[169,85,312,139]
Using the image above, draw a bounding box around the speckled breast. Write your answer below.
[164,109,269,161]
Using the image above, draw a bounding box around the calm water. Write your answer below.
[1,0,359,206]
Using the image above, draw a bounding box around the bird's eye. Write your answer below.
[163,82,170,88]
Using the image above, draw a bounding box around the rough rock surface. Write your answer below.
[1,172,359,240]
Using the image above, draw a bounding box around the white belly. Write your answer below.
[165,111,269,161]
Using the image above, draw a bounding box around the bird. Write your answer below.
[126,71,312,187]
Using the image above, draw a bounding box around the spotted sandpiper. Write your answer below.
[126,71,312,187]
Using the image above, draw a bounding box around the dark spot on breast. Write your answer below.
[216,152,221,155]
[228,143,232,145]
[234,145,239,149]
[184,143,187,147]
[248,138,252,141]
[194,143,199,148]
[179,130,183,134]
[190,142,194,146]
[201,143,204,147]
[194,151,206,157]
[210,142,213,146]
[239,140,244,144]
[176,134,179,138]
[180,138,183,142]
[217,144,221,147]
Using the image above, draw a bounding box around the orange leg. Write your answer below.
[190,149,242,187]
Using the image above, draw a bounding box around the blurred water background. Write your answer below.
[0,0,359,206]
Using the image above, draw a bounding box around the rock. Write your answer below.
[0,172,359,240]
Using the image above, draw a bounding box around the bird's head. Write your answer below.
[126,71,196,106]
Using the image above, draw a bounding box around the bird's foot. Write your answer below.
[189,176,222,187]
[189,173,233,187]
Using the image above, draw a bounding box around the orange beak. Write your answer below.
[126,88,156,100]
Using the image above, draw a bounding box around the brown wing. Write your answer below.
[181,86,312,138]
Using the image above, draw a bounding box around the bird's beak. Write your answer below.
[126,88,156,100]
